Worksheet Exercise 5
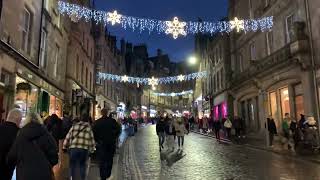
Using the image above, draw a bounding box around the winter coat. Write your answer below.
[0,122,19,180]
[267,119,277,134]
[175,123,186,136]
[233,118,241,129]
[7,122,58,180]
[165,121,176,136]
[46,114,64,145]
[213,121,221,130]
[156,120,166,134]
[92,116,121,149]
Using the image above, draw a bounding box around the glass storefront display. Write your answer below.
[269,91,279,127]
[15,77,39,120]
[49,95,63,117]
[280,88,290,118]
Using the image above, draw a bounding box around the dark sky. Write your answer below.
[95,0,228,62]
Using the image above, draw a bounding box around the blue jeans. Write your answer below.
[69,148,89,180]
[158,132,165,148]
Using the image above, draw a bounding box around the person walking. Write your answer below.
[46,114,64,146]
[233,116,241,138]
[224,117,232,139]
[7,112,58,180]
[92,108,121,180]
[266,117,277,147]
[165,117,176,152]
[213,120,221,142]
[175,118,187,149]
[282,113,290,139]
[0,108,22,180]
[63,107,96,180]
[156,116,166,152]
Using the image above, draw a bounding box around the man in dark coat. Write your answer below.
[0,108,22,180]
[46,114,64,145]
[92,108,121,180]
[7,112,58,180]
[156,116,166,151]
[266,118,277,146]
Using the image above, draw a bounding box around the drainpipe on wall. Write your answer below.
[304,0,320,133]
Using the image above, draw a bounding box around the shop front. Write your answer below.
[268,84,304,132]
[212,93,229,121]
[0,69,15,122]
[14,65,64,120]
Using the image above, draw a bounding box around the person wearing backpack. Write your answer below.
[63,107,96,180]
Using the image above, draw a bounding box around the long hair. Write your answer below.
[21,112,43,127]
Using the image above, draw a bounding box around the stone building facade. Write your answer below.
[195,34,232,120]
[228,0,316,136]
[0,0,68,121]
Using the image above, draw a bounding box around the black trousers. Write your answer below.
[98,146,115,180]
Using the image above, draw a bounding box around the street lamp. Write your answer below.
[188,56,197,65]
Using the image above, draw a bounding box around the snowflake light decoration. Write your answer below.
[107,10,122,25]
[230,17,244,32]
[177,74,185,81]
[148,76,159,89]
[121,75,129,82]
[165,17,187,39]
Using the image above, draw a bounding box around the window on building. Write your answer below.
[286,14,295,43]
[57,14,61,29]
[39,29,47,69]
[0,0,3,20]
[22,7,32,54]
[249,0,253,19]
[250,42,256,60]
[217,71,220,91]
[85,67,88,88]
[89,72,92,91]
[266,31,273,56]
[53,44,59,77]
[239,54,244,72]
[221,68,224,89]
[81,61,84,83]
[265,0,270,7]
[76,55,79,80]
[43,0,50,10]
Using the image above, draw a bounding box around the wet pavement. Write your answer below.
[119,125,320,180]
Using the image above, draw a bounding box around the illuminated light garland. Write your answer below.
[57,1,274,39]
[97,71,207,85]
[153,90,194,97]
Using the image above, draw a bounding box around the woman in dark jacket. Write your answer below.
[7,112,58,180]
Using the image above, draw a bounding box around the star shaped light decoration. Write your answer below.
[107,10,122,25]
[165,17,187,39]
[148,76,159,89]
[230,17,245,32]
[177,74,185,82]
[121,75,129,82]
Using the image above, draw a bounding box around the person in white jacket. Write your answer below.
[224,118,232,138]
[175,118,187,149]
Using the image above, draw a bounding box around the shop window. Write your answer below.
[280,87,290,119]
[269,92,279,127]
[49,96,62,117]
[22,7,32,55]
[15,78,39,120]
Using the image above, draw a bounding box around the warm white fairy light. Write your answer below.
[121,75,129,82]
[165,17,187,39]
[107,10,122,25]
[230,17,244,32]
[177,74,185,81]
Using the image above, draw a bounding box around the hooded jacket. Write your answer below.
[0,122,19,180]
[7,122,58,180]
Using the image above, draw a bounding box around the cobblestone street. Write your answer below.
[119,125,320,180]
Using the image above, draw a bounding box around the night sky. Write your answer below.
[95,0,228,62]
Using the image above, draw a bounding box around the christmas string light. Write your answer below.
[153,90,194,97]
[97,71,207,85]
[58,1,274,39]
